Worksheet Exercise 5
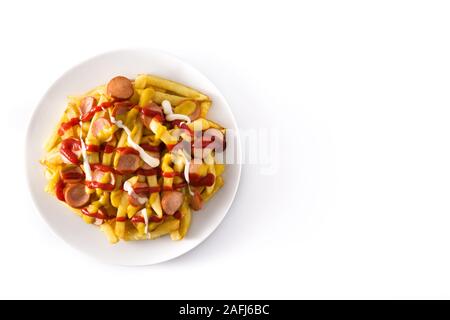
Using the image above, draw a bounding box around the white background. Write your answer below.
[1,0,450,299]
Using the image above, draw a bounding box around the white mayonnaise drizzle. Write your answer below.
[110,116,160,168]
[79,121,92,181]
[179,150,194,196]
[123,181,148,205]
[138,208,149,234]
[184,158,190,184]
[162,100,191,123]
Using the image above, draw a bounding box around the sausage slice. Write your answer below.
[128,182,149,207]
[190,189,203,211]
[140,103,164,129]
[91,118,111,138]
[92,169,115,186]
[107,76,134,100]
[143,103,164,115]
[79,96,97,115]
[141,114,151,129]
[161,191,184,215]
[112,101,132,117]
[64,183,90,208]
[60,166,85,183]
[116,153,140,173]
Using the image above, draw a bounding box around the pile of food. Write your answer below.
[41,74,226,244]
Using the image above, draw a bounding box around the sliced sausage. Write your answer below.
[190,189,203,211]
[60,166,85,183]
[64,183,90,208]
[146,102,164,115]
[112,101,132,117]
[60,138,82,164]
[128,194,147,207]
[93,207,108,226]
[116,153,140,173]
[79,96,97,115]
[161,191,184,215]
[103,206,117,219]
[132,182,149,194]
[107,76,134,100]
[91,118,111,138]
[140,162,152,170]
[92,169,115,186]
[128,182,148,207]
[148,151,160,160]
[140,103,164,129]
[141,114,152,129]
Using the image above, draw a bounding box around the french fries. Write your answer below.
[137,74,208,100]
[42,74,226,244]
[100,223,119,244]
[171,201,191,240]
[149,219,180,240]
[153,91,189,106]
[200,101,211,119]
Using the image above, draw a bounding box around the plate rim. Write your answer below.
[25,47,242,266]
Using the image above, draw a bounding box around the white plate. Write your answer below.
[26,49,241,265]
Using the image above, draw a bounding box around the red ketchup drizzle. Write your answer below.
[58,117,79,136]
[90,163,115,173]
[139,144,160,152]
[131,215,145,223]
[151,215,164,222]
[115,217,127,222]
[80,101,113,122]
[174,182,187,190]
[166,144,176,151]
[189,173,215,187]
[60,138,81,164]
[172,120,194,135]
[153,114,164,123]
[132,185,151,194]
[103,144,115,153]
[86,181,115,191]
[140,108,165,122]
[115,147,139,155]
[81,208,107,220]
[86,144,100,152]
[173,211,182,220]
[131,215,164,223]
[60,169,85,182]
[200,138,215,148]
[162,171,181,178]
[136,168,159,176]
[147,186,161,193]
